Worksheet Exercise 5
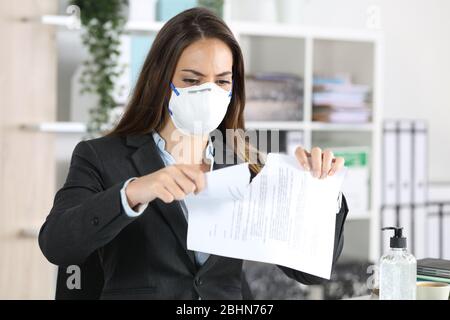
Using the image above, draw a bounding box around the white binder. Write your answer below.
[382,120,398,207]
[446,215,450,260]
[427,207,450,260]
[381,120,428,257]
[398,121,413,206]
[412,120,428,259]
[413,121,428,206]
[381,120,399,254]
[427,213,440,258]
[398,121,413,253]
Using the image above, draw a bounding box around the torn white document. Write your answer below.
[185,153,347,279]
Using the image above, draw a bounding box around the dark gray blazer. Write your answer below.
[38,133,349,300]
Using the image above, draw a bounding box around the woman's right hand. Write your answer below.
[125,164,206,208]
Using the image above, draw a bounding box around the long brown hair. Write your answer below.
[106,7,261,173]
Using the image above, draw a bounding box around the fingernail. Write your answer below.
[313,171,320,178]
[328,170,335,176]
[304,164,310,171]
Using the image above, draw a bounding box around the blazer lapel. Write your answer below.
[126,134,198,272]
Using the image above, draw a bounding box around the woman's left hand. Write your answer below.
[295,146,345,179]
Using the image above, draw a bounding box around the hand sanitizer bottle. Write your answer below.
[379,227,417,300]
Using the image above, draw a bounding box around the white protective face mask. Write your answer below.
[168,81,232,135]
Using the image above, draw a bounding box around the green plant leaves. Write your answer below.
[70,0,129,135]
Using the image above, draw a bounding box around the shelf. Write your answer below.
[245,121,304,130]
[20,122,86,133]
[41,15,164,32]
[41,14,80,29]
[310,122,374,131]
[125,20,165,32]
[19,121,375,133]
[41,15,382,42]
[230,22,381,42]
[246,121,375,131]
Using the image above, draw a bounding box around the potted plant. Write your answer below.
[70,0,129,136]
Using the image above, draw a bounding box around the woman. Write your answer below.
[39,7,348,300]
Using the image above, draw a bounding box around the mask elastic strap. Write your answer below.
[170,82,180,96]
[229,80,233,97]
[167,82,179,116]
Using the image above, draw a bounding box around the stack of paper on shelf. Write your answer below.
[244,72,303,121]
[312,74,371,123]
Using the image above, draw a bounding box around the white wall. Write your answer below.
[380,0,450,184]
[231,0,450,183]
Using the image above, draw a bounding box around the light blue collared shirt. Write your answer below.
[120,131,214,267]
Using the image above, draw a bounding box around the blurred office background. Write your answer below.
[1,0,449,299]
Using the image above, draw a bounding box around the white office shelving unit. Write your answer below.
[32,15,383,262]
[232,22,384,263]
